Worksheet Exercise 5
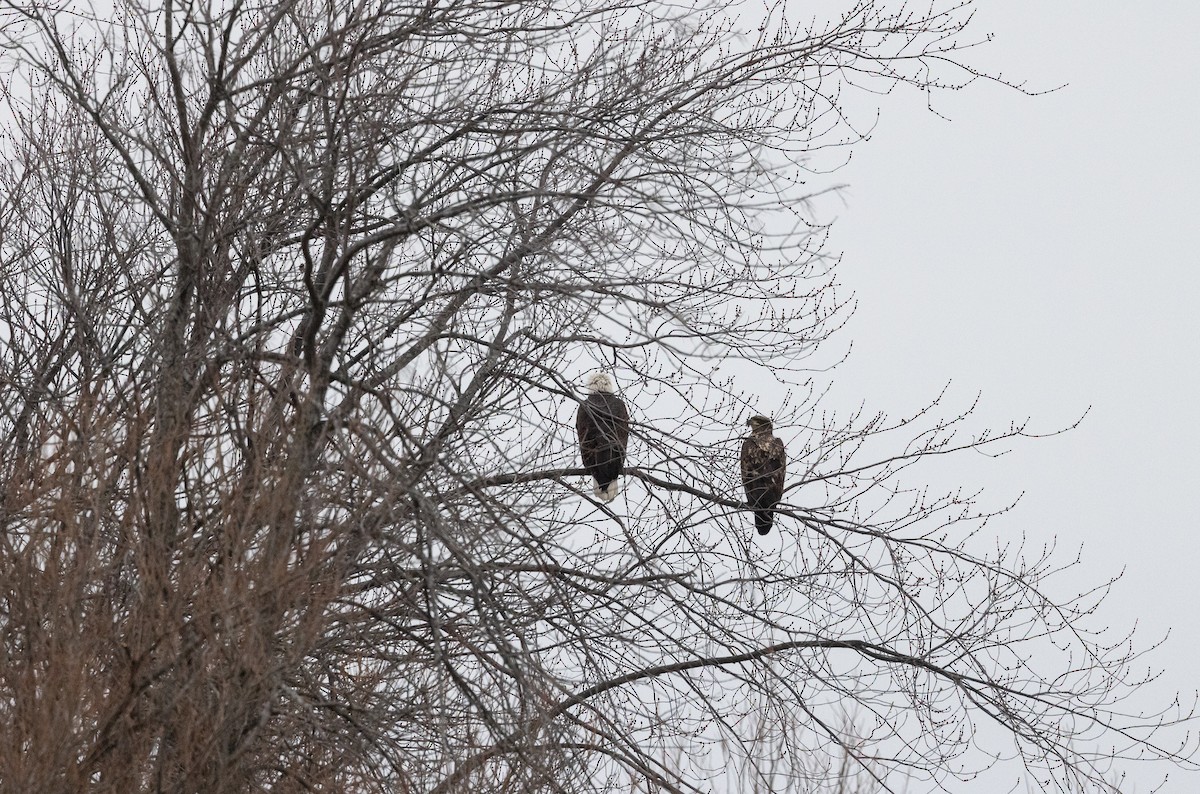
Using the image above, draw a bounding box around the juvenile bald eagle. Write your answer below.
[741,415,786,535]
[575,372,630,503]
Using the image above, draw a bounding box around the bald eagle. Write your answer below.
[741,415,786,535]
[575,372,630,503]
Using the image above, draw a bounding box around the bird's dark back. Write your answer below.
[741,434,785,496]
[578,393,630,448]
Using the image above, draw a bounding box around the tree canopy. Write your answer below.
[0,0,1192,791]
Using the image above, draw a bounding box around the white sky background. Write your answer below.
[804,1,1200,788]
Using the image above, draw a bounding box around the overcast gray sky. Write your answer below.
[814,1,1200,788]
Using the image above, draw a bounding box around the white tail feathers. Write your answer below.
[592,479,620,502]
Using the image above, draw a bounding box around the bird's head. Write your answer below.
[746,415,773,434]
[585,371,617,394]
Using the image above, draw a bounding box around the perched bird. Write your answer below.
[575,372,630,502]
[740,415,787,535]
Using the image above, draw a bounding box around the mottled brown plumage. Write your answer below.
[740,415,786,535]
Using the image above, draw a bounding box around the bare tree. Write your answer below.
[0,0,1191,792]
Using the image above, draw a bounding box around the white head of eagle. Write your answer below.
[575,371,629,503]
[585,371,618,394]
